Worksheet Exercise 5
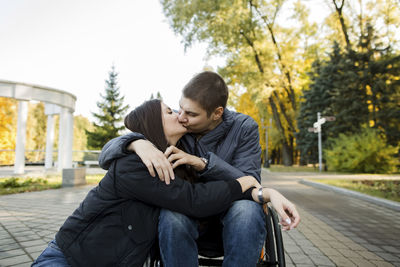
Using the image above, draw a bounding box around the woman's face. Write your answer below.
[162,102,187,144]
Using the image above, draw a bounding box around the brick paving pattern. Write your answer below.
[263,170,400,267]
[0,168,399,266]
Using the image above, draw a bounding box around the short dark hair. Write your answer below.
[124,99,168,152]
[182,71,228,116]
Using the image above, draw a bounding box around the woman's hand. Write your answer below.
[164,146,206,171]
[128,140,175,184]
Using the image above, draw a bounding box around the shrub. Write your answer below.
[0,177,48,188]
[324,128,398,173]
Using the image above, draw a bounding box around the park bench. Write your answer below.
[83,160,99,167]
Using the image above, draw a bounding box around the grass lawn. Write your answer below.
[0,174,104,195]
[312,179,400,202]
[268,164,344,173]
[269,165,320,172]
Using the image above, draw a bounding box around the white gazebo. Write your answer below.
[0,80,76,174]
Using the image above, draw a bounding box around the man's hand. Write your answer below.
[128,140,175,184]
[164,146,206,171]
[268,189,300,231]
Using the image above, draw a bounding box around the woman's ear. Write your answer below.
[212,107,224,121]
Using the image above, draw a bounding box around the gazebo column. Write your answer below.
[57,108,66,171]
[45,114,54,169]
[64,109,73,168]
[14,100,28,174]
[57,107,74,171]
[44,103,59,169]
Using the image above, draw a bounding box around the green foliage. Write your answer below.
[161,0,400,167]
[0,177,59,195]
[161,0,320,166]
[86,65,129,149]
[0,174,104,195]
[73,115,94,161]
[298,36,400,166]
[0,177,48,188]
[26,102,47,162]
[297,56,335,164]
[325,128,398,173]
[354,180,400,201]
[150,91,163,100]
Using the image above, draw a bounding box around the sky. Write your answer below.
[0,0,226,120]
[0,0,329,121]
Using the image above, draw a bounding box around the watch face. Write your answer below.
[258,188,264,203]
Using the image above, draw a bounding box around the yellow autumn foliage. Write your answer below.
[0,97,17,164]
[233,92,266,151]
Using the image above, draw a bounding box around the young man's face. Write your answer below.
[178,97,216,134]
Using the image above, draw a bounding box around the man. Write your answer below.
[99,71,297,266]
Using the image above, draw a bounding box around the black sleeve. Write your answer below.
[243,187,256,201]
[112,154,245,218]
[98,133,145,170]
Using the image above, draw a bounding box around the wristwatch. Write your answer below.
[257,188,265,203]
[200,157,208,168]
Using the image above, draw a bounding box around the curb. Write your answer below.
[300,179,400,212]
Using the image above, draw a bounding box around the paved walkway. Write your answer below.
[0,169,399,266]
[262,170,400,267]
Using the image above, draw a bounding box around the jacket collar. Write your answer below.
[196,109,234,144]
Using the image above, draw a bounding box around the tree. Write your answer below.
[324,0,400,53]
[298,33,400,165]
[150,91,163,100]
[26,102,47,162]
[73,115,94,161]
[0,97,17,165]
[86,65,129,149]
[161,0,320,165]
[161,0,399,166]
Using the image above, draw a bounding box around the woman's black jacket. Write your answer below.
[55,153,246,267]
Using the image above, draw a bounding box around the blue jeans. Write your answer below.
[158,200,266,267]
[31,240,70,267]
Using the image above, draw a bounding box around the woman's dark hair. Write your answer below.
[124,99,168,152]
[124,99,197,182]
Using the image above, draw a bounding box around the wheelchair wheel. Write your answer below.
[257,205,285,267]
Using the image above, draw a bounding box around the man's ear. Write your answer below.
[212,107,224,121]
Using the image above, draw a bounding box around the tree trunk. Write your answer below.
[333,0,352,50]
[242,19,295,167]
[282,142,293,166]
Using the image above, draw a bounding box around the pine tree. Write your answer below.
[357,25,400,147]
[150,91,163,100]
[86,65,129,149]
[156,91,163,100]
[297,36,400,165]
[297,46,339,165]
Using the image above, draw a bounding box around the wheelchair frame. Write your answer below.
[146,205,286,267]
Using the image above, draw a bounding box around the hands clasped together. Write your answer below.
[129,140,300,230]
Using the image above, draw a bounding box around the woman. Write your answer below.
[32,99,298,267]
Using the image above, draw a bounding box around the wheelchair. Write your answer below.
[145,204,285,267]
